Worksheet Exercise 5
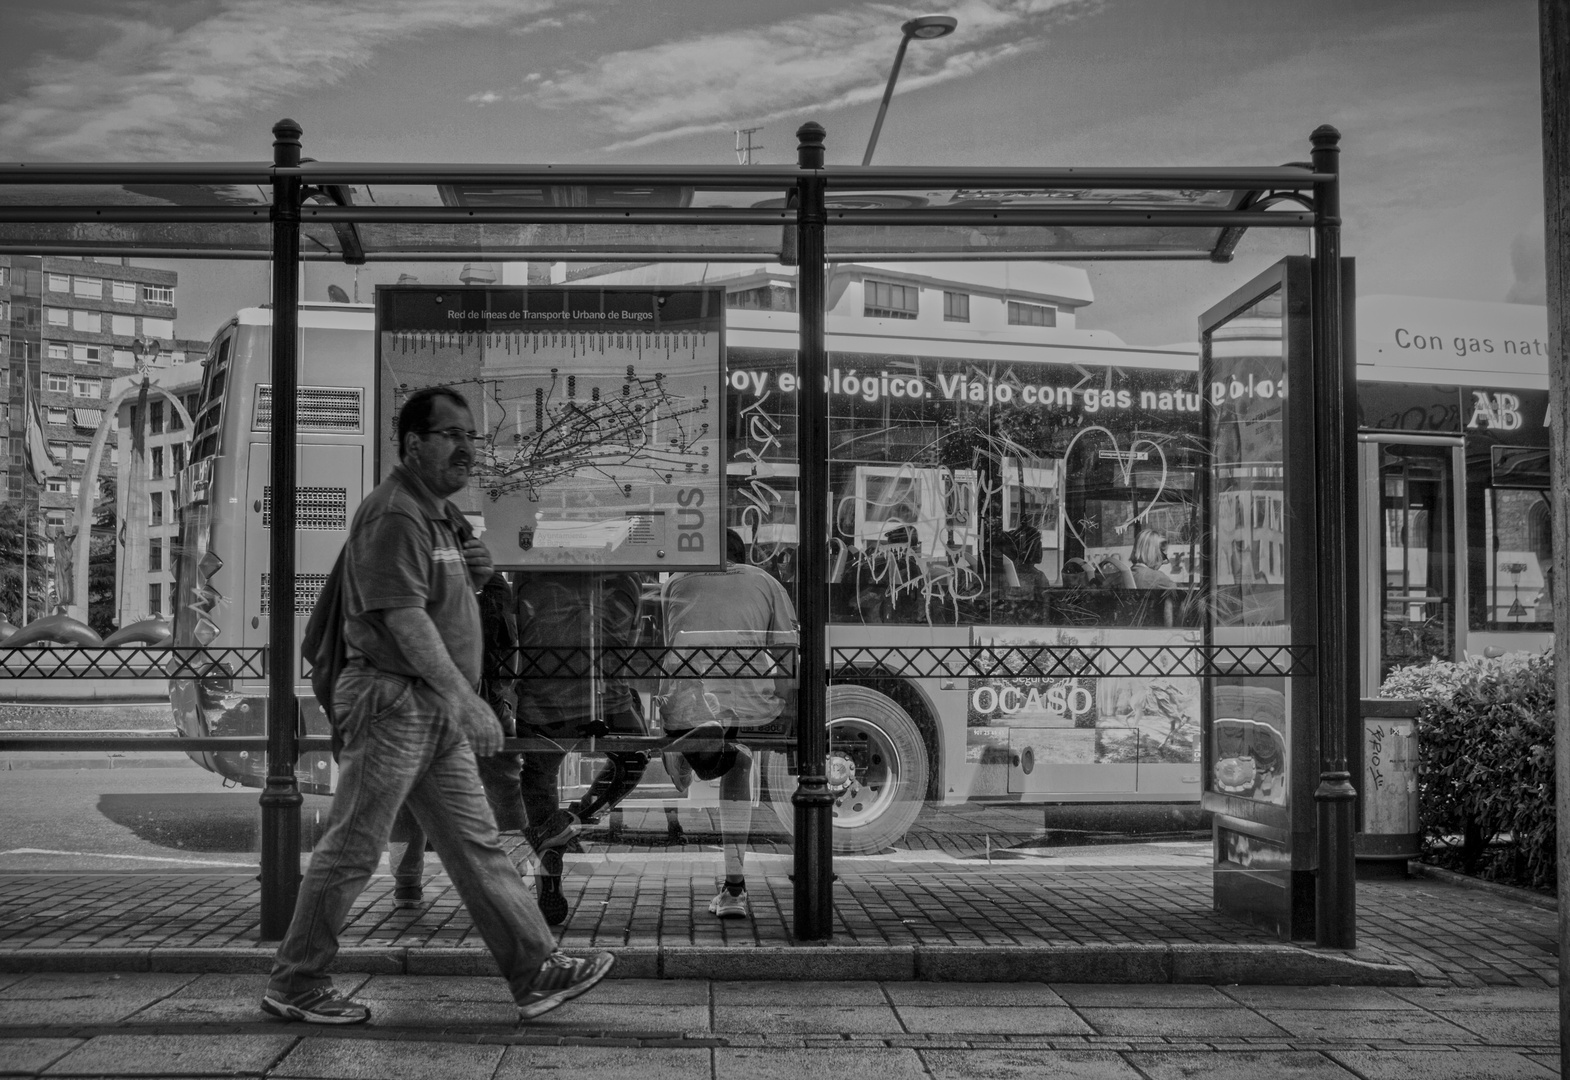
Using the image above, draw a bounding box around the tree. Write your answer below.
[87,475,117,638]
[0,500,49,625]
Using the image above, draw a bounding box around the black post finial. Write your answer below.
[1311,125,1341,153]
[797,122,826,170]
[273,119,303,169]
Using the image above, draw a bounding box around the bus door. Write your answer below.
[1357,436,1465,695]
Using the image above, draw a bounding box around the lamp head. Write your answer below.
[902,14,958,39]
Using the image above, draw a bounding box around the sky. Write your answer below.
[0,0,1545,345]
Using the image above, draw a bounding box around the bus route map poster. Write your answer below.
[376,285,726,571]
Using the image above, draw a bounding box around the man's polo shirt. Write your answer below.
[342,464,482,687]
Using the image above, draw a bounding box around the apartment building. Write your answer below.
[2,255,183,532]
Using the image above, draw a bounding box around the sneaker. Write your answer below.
[516,951,616,1020]
[708,888,750,919]
[524,809,581,854]
[392,884,423,909]
[261,986,370,1025]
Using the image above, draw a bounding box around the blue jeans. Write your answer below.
[268,665,556,1003]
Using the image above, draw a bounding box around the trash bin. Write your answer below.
[1355,699,1421,874]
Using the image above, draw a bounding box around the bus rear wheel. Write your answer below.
[762,685,928,855]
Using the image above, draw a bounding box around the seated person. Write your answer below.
[1128,529,1177,590]
[1060,556,1102,588]
[660,528,798,919]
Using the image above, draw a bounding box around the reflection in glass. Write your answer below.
[1378,445,1456,681]
[1202,286,1290,809]
[1210,679,1288,806]
[1484,487,1552,629]
[1206,288,1287,629]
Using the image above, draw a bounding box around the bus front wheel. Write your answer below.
[763,685,928,855]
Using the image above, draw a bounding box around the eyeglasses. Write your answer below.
[421,427,480,443]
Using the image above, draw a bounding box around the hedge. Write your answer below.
[1379,653,1555,891]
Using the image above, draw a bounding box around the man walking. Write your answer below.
[263,386,613,1025]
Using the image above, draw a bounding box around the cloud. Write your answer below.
[0,0,596,160]
[489,0,1092,150]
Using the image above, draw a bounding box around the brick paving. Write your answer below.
[0,832,1557,989]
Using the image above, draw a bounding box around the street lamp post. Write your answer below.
[861,14,958,166]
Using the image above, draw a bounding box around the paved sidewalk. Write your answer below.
[0,836,1557,988]
[0,974,1558,1078]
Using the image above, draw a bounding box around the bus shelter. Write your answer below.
[0,119,1356,948]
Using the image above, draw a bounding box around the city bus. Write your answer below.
[166,282,1552,854]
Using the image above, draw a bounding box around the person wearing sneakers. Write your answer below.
[660,528,798,919]
[262,386,612,1026]
[389,572,529,910]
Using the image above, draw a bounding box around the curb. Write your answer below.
[1407,861,1558,912]
[0,943,1419,986]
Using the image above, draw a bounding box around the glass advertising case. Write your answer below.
[1201,257,1320,940]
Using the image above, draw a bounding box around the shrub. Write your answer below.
[1379,653,1556,891]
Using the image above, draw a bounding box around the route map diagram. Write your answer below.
[378,287,726,571]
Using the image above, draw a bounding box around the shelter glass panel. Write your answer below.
[1202,286,1289,808]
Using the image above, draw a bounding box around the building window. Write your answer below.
[71,310,101,333]
[151,401,164,434]
[168,405,184,431]
[8,438,20,466]
[943,291,970,322]
[142,316,174,338]
[149,539,162,572]
[71,344,100,363]
[69,478,80,497]
[70,445,88,462]
[45,477,66,494]
[44,307,68,328]
[111,446,120,466]
[45,373,69,394]
[112,349,134,368]
[151,491,162,526]
[72,277,101,299]
[45,273,70,293]
[148,583,161,615]
[152,447,163,479]
[142,285,173,306]
[46,342,67,360]
[73,377,101,398]
[111,280,135,304]
[726,285,798,312]
[45,510,67,528]
[111,314,135,336]
[47,441,68,460]
[865,279,919,319]
[45,407,67,425]
[172,443,185,473]
[1006,300,1057,327]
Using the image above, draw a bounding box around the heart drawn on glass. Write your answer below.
[1059,425,1169,550]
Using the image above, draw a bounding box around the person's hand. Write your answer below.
[456,690,505,756]
[462,536,495,590]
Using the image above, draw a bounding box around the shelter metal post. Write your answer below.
[1310,124,1357,949]
[260,118,304,940]
[792,121,834,941]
